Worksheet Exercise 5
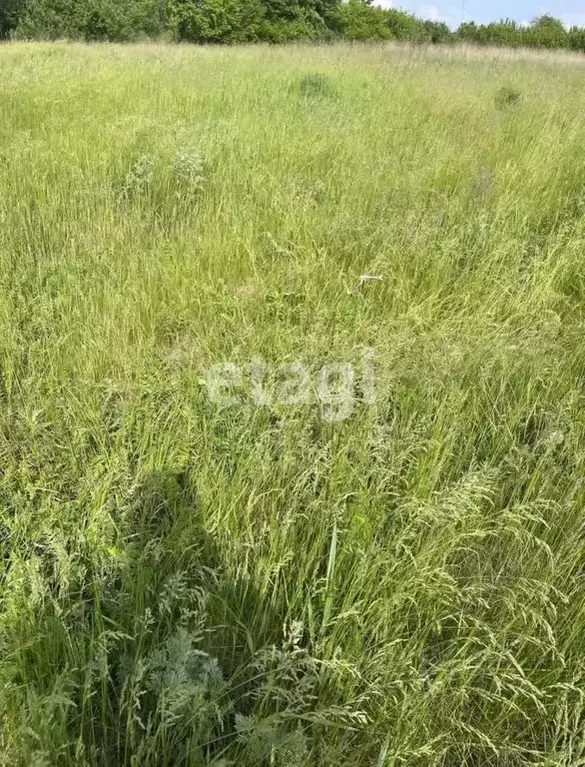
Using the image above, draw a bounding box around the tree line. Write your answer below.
[0,0,583,54]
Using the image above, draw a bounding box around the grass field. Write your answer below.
[2,40,585,765]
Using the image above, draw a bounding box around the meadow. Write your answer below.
[1,40,585,765]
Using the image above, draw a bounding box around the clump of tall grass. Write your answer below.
[298,72,337,100]
[495,84,522,109]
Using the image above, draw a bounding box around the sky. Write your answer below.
[374,0,585,30]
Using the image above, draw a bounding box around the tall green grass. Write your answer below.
[1,40,585,765]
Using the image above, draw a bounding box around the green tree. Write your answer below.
[568,25,585,52]
[15,0,167,40]
[385,8,428,41]
[0,0,25,38]
[525,15,568,49]
[14,0,84,39]
[458,18,522,47]
[423,19,451,43]
[7,0,584,50]
[81,0,167,41]
[168,0,266,42]
[258,0,340,41]
[338,0,391,41]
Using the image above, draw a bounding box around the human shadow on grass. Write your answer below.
[102,467,303,766]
